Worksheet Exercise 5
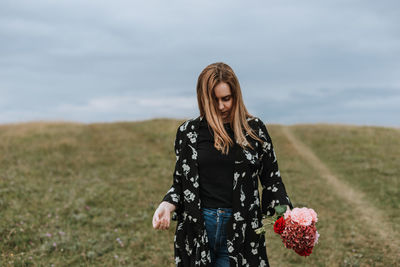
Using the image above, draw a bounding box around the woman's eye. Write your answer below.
[215,96,231,102]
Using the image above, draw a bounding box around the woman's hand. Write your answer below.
[152,201,176,230]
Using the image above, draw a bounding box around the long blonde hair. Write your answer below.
[196,62,263,155]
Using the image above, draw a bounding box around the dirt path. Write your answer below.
[281,126,400,253]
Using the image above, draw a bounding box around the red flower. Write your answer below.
[273,217,286,234]
[280,219,317,257]
[296,247,313,257]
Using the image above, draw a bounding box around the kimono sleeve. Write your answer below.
[161,126,184,221]
[257,119,293,217]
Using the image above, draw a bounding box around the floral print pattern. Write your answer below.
[162,115,293,267]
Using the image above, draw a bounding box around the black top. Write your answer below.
[197,118,238,208]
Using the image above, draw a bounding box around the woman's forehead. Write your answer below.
[214,82,231,97]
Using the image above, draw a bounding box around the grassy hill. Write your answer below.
[0,119,399,266]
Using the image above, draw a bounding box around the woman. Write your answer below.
[152,62,293,267]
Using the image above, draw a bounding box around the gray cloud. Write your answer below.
[0,0,399,127]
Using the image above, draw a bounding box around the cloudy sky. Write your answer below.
[1,0,399,127]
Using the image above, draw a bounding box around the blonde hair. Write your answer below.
[196,62,263,155]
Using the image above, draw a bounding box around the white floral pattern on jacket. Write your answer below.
[162,115,293,267]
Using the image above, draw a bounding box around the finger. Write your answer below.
[152,213,159,228]
[153,219,159,229]
[156,220,162,230]
[157,215,163,227]
[152,215,157,228]
[162,218,168,230]
[166,214,170,229]
[162,218,169,229]
[156,217,162,229]
[160,218,166,230]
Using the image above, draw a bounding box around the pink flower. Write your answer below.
[314,231,320,245]
[290,208,313,226]
[284,209,291,220]
[309,208,318,223]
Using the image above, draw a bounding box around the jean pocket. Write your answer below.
[201,208,216,217]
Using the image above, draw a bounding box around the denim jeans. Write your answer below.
[201,207,232,267]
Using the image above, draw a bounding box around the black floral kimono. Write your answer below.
[162,115,293,267]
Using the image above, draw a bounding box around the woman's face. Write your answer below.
[214,82,233,122]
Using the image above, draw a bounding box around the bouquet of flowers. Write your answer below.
[255,205,320,257]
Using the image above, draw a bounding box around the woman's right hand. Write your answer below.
[152,201,176,230]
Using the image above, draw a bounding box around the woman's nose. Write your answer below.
[218,101,224,110]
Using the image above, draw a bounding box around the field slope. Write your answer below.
[0,120,399,266]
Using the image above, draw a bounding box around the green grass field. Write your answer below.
[0,119,399,266]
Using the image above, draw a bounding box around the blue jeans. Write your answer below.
[201,207,232,267]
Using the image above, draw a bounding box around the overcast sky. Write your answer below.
[1,0,399,127]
